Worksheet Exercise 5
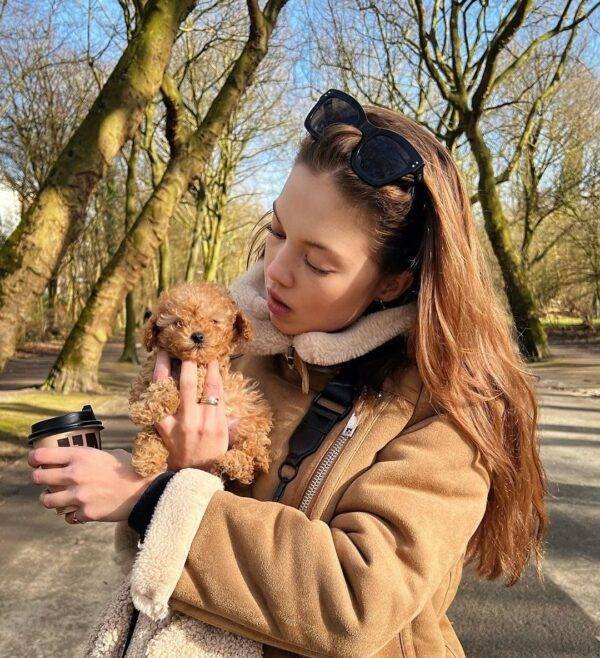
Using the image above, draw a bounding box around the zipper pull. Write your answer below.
[273,479,288,502]
[341,412,359,438]
[285,345,295,370]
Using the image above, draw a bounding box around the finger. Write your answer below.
[202,360,224,409]
[39,487,75,511]
[179,359,199,413]
[65,509,89,525]
[154,415,176,441]
[153,349,171,383]
[64,510,78,525]
[31,465,71,487]
[28,447,75,468]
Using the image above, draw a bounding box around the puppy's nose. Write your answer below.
[190,332,204,345]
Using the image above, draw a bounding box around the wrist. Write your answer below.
[123,472,155,520]
[128,470,177,539]
[135,473,156,497]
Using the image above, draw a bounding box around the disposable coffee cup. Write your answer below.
[28,404,104,515]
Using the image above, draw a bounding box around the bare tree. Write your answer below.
[0,43,98,211]
[43,0,291,392]
[118,130,142,364]
[309,0,598,359]
[0,0,198,372]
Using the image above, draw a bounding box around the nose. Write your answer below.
[190,332,204,344]
[265,250,294,290]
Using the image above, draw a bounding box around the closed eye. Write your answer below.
[265,223,331,275]
[265,223,285,240]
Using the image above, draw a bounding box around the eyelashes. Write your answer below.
[265,223,284,240]
[265,224,330,275]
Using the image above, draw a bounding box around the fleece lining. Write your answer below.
[130,468,224,621]
[86,468,264,657]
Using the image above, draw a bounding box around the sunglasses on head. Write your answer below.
[304,88,425,188]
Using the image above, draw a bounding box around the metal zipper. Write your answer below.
[298,411,359,513]
[285,345,295,370]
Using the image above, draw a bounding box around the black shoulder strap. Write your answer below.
[272,368,361,502]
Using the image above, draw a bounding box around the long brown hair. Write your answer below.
[246,105,547,586]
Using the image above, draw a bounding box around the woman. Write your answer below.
[29,89,547,657]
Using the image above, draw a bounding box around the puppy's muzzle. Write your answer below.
[190,332,204,345]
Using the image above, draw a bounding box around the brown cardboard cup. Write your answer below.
[28,405,104,516]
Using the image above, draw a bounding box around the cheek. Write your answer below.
[312,282,364,316]
[264,236,277,260]
[298,280,360,325]
[310,278,375,323]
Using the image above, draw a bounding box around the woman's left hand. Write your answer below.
[152,352,234,471]
[28,447,154,524]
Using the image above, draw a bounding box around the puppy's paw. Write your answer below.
[129,377,180,425]
[210,449,256,485]
[131,429,169,478]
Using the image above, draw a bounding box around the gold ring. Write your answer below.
[199,395,219,405]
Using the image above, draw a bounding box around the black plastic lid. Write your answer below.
[28,404,104,444]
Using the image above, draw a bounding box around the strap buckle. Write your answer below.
[312,380,356,418]
[272,372,359,502]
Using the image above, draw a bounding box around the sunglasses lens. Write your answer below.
[356,135,415,183]
[310,97,362,136]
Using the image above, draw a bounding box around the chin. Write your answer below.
[270,312,295,333]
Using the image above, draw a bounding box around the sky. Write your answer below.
[2,0,598,232]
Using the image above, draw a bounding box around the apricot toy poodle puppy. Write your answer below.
[128,279,273,484]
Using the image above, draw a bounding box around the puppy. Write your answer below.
[128,279,273,484]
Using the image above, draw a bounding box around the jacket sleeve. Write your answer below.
[128,415,490,658]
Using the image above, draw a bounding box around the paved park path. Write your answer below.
[0,339,598,657]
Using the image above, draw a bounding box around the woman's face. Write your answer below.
[264,163,409,336]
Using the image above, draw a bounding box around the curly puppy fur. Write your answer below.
[128,280,273,484]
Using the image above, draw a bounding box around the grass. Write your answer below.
[542,315,600,329]
[0,389,120,465]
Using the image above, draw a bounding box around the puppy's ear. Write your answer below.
[143,315,159,352]
[233,309,253,344]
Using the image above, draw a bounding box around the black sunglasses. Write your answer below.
[304,89,425,188]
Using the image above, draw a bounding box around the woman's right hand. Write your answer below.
[152,350,238,471]
[29,446,153,523]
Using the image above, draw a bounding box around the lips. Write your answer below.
[267,289,291,309]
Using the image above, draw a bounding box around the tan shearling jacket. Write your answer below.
[85,260,491,658]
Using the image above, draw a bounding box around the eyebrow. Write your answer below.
[271,200,341,258]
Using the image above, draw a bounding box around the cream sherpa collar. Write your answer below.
[229,258,417,370]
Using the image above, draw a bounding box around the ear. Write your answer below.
[377,270,413,303]
[233,309,253,344]
[143,315,159,352]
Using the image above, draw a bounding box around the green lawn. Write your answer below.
[0,389,118,464]
[542,316,600,329]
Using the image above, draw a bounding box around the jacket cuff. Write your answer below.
[128,470,177,541]
[129,468,224,621]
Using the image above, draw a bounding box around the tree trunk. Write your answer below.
[0,0,197,372]
[466,119,549,360]
[119,132,142,364]
[185,187,206,282]
[119,292,139,363]
[46,275,60,337]
[158,239,171,293]
[204,204,226,282]
[42,0,289,392]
